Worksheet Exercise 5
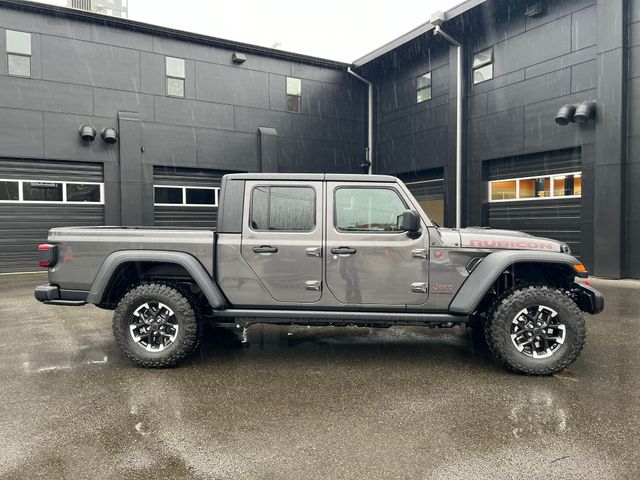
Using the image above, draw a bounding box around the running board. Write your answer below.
[214,309,467,325]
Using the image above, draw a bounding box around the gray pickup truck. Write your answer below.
[35,173,603,375]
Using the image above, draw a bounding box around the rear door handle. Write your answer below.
[331,247,356,255]
[252,245,278,254]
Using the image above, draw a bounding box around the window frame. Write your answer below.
[0,179,104,204]
[285,76,302,113]
[248,184,317,233]
[333,186,409,234]
[488,172,582,203]
[153,185,220,207]
[472,48,493,85]
[165,56,186,98]
[416,71,432,103]
[6,30,32,78]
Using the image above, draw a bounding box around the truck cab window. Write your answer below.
[335,187,406,232]
[250,186,315,231]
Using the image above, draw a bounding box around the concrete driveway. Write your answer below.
[1,273,638,479]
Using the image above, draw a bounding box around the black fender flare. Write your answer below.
[86,250,227,308]
[449,250,584,315]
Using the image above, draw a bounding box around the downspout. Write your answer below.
[347,67,373,175]
[433,25,463,229]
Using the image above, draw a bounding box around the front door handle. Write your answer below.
[252,245,278,254]
[306,247,322,257]
[331,247,357,255]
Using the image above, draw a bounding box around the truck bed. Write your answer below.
[47,226,215,291]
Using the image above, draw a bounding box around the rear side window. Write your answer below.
[335,187,406,232]
[250,186,315,232]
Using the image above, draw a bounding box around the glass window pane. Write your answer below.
[23,182,63,201]
[519,177,551,198]
[553,174,581,197]
[573,175,582,196]
[417,87,431,103]
[7,30,31,55]
[166,56,185,78]
[490,180,516,201]
[417,72,431,89]
[66,183,101,202]
[473,63,493,84]
[8,54,31,77]
[251,186,315,231]
[270,187,315,231]
[167,77,185,97]
[186,188,215,205]
[473,49,492,68]
[335,188,406,232]
[286,94,301,112]
[286,77,301,96]
[250,186,269,230]
[154,186,183,204]
[0,181,19,201]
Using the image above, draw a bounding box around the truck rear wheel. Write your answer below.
[112,282,201,368]
[484,285,586,375]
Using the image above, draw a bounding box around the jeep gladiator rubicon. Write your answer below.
[35,173,604,375]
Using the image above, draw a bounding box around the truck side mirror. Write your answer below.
[397,210,420,234]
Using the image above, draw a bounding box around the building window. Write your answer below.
[416,72,432,103]
[154,185,219,206]
[166,56,185,97]
[334,187,407,232]
[250,186,315,231]
[0,179,104,203]
[6,30,31,77]
[472,48,493,85]
[286,77,302,113]
[489,173,581,202]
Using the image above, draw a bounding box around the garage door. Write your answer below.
[153,167,234,229]
[0,159,104,273]
[402,170,445,227]
[486,148,582,257]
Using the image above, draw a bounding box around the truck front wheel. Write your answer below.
[112,282,201,367]
[484,285,586,375]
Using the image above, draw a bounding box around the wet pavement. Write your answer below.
[0,273,639,479]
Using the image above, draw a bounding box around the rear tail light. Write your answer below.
[38,244,57,268]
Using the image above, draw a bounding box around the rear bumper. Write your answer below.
[34,284,87,306]
[576,283,605,315]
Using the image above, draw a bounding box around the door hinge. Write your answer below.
[305,247,322,257]
[411,282,428,293]
[305,280,322,291]
[411,249,428,259]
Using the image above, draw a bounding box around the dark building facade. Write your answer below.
[0,0,638,279]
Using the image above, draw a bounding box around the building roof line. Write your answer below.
[352,0,488,67]
[0,0,350,69]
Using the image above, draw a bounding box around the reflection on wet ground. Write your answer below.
[1,273,639,479]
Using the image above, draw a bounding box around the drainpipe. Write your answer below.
[347,67,373,175]
[433,23,463,229]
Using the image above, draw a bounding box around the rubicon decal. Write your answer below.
[466,239,556,250]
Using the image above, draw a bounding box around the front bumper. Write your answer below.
[576,283,605,315]
[34,284,87,306]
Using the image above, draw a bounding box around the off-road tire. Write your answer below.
[484,285,586,375]
[112,282,201,368]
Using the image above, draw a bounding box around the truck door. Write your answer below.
[325,182,429,306]
[241,181,323,303]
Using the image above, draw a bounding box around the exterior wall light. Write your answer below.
[101,127,118,144]
[555,104,577,126]
[574,101,596,123]
[555,101,596,125]
[79,124,97,142]
[232,52,246,64]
